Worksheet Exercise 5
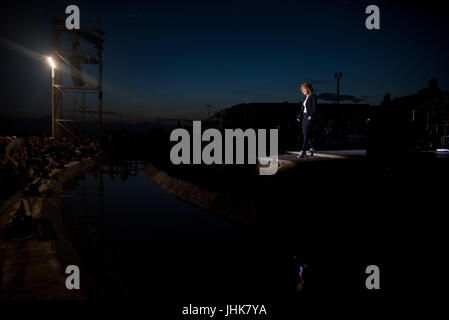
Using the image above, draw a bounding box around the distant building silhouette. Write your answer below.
[221,102,376,150]
[368,79,449,157]
[219,80,449,153]
[391,79,448,149]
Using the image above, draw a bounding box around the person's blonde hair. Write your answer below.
[300,82,313,95]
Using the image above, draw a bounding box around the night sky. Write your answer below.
[1,0,449,122]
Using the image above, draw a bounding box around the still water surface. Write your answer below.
[63,162,286,299]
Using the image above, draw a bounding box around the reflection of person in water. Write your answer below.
[296,82,317,158]
[287,254,308,294]
[293,255,308,293]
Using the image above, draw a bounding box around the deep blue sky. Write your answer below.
[1,0,449,122]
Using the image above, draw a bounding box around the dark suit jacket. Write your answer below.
[298,94,317,120]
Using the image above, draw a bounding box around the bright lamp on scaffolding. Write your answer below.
[47,56,56,69]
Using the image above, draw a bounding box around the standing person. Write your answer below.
[2,136,26,186]
[2,136,25,169]
[296,82,317,158]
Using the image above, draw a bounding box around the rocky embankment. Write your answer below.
[144,162,276,231]
[0,159,106,299]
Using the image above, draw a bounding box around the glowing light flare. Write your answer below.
[47,56,55,69]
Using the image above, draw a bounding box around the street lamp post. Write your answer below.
[334,72,342,104]
[47,57,56,137]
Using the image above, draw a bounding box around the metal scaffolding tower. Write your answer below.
[51,17,104,138]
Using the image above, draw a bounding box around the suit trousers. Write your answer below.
[301,117,314,152]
